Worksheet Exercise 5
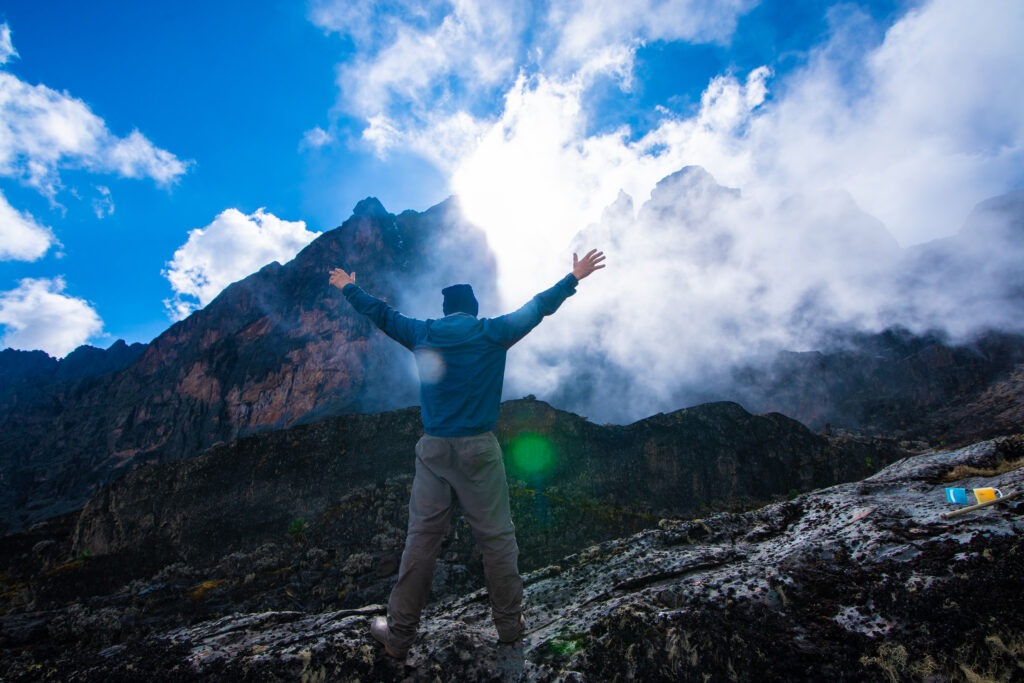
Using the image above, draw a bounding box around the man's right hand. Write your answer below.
[329,267,356,290]
[572,249,606,280]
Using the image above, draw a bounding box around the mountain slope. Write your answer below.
[67,398,901,578]
[0,197,496,534]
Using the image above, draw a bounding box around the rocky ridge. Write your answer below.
[67,398,907,571]
[0,397,916,679]
[733,327,1024,440]
[3,433,1021,681]
[1,398,906,617]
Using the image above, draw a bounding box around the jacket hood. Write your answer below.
[423,313,484,346]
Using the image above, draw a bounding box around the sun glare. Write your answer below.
[451,85,589,302]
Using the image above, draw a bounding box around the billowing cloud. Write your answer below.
[0,190,58,261]
[163,208,322,320]
[741,1,1024,244]
[545,0,754,69]
[452,67,771,301]
[0,277,103,357]
[435,0,1023,287]
[309,0,754,157]
[306,1,1024,420]
[312,0,1023,249]
[324,0,527,151]
[459,0,1024,421]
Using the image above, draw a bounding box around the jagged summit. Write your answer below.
[351,196,390,218]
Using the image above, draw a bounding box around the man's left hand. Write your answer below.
[572,249,606,281]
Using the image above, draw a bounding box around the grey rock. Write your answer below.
[6,435,1019,681]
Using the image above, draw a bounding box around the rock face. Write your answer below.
[2,428,1020,681]
[0,197,497,534]
[0,398,914,678]
[733,327,1024,440]
[66,399,903,572]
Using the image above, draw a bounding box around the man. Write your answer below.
[329,248,606,659]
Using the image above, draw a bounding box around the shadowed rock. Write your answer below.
[4,435,1019,681]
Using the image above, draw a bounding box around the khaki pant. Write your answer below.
[386,432,523,651]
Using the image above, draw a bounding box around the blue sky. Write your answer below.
[0,0,1022,358]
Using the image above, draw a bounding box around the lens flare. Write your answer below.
[508,433,556,478]
[415,348,446,384]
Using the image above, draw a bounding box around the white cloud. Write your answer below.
[450,67,770,301]
[334,1,526,123]
[312,0,755,155]
[546,0,754,70]
[317,0,1023,249]
[0,277,103,357]
[0,23,17,65]
[740,0,1024,244]
[163,208,322,320]
[0,189,58,260]
[309,0,451,47]
[448,0,1024,297]
[300,126,334,150]
[92,185,114,219]
[0,62,189,198]
[105,130,189,185]
[439,0,1024,420]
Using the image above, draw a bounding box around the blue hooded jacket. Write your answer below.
[342,274,578,436]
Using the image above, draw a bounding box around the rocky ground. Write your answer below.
[2,434,1021,681]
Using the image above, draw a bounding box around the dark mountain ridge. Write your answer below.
[66,398,899,573]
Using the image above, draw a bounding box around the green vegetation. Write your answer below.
[547,633,586,656]
[287,517,309,539]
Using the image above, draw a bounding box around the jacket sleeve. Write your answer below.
[489,273,578,347]
[342,284,422,350]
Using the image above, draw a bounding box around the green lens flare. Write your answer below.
[509,433,555,477]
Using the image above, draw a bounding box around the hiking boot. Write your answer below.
[497,614,526,644]
[370,616,407,660]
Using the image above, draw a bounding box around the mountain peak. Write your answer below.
[352,197,389,218]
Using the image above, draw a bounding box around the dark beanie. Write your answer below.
[442,284,478,316]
